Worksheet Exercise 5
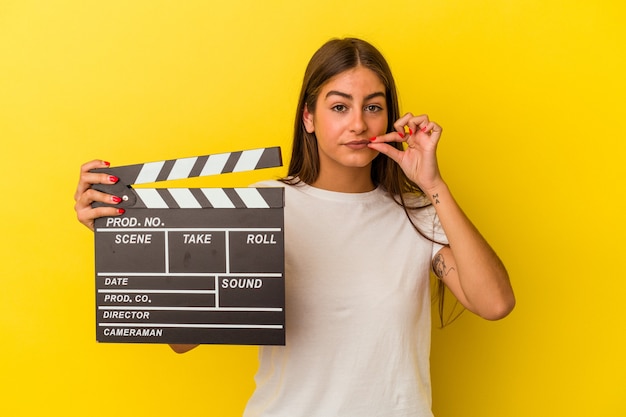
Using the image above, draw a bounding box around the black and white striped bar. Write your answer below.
[132,187,284,209]
[92,146,282,186]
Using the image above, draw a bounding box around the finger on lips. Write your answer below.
[371,115,439,143]
[369,131,405,143]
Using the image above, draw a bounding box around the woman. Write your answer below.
[75,38,515,417]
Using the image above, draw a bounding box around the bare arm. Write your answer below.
[429,183,515,320]
[369,113,515,320]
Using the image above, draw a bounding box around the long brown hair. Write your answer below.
[284,37,421,197]
[282,37,453,325]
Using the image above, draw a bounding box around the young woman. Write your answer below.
[75,38,515,417]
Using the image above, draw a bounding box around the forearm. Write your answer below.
[427,181,515,319]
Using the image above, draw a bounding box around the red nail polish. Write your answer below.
[111,196,122,203]
[408,129,413,135]
[421,126,428,132]
[103,161,110,167]
[109,175,119,183]
[117,208,125,214]
[369,136,377,142]
[398,131,405,138]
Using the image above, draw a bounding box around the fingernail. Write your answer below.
[398,131,405,138]
[421,126,428,132]
[369,136,377,142]
[408,129,413,135]
[111,196,122,203]
[103,161,110,167]
[117,208,125,214]
[109,175,119,183]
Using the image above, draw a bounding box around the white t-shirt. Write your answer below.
[243,181,447,417]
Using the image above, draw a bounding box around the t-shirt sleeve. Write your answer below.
[430,209,449,260]
[405,197,449,261]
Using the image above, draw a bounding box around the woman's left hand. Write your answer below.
[368,113,444,193]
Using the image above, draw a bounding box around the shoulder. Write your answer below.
[250,179,285,188]
[251,177,306,189]
[397,192,448,244]
[250,179,304,196]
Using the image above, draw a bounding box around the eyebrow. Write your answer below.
[324,90,386,101]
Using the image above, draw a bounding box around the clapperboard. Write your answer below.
[90,147,285,345]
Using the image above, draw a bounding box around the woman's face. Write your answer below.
[303,66,388,178]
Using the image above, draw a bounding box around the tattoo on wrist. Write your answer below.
[432,193,440,204]
[433,253,455,278]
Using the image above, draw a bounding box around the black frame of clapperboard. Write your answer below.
[90,147,286,346]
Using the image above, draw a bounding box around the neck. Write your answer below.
[311,165,375,193]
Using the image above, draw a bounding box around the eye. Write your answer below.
[331,104,348,112]
[365,104,383,112]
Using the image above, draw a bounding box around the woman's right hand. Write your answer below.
[74,159,125,231]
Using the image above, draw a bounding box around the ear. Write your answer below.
[302,103,315,133]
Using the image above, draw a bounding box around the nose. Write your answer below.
[349,110,367,134]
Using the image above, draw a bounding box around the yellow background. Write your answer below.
[1,1,624,416]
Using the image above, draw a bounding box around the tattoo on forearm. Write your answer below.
[432,193,440,204]
[433,253,455,278]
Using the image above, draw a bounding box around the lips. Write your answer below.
[344,140,371,150]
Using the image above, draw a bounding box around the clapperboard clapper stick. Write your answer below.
[90,147,285,345]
